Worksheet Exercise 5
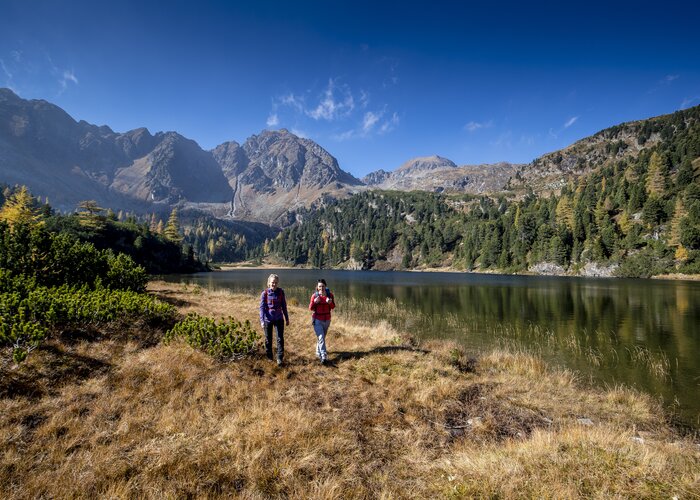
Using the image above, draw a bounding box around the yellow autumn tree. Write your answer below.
[669,198,687,247]
[555,196,574,230]
[618,209,632,236]
[164,208,183,243]
[646,152,667,198]
[0,186,43,226]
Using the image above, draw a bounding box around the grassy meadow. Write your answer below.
[1,281,698,498]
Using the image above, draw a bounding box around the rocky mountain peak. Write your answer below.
[362,169,391,186]
[211,140,248,178]
[395,155,458,175]
[228,129,361,192]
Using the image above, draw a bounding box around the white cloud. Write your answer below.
[290,128,308,139]
[362,111,380,133]
[58,69,79,93]
[280,93,305,112]
[0,58,12,80]
[359,90,370,108]
[563,116,578,128]
[464,120,493,132]
[10,50,21,62]
[308,79,355,121]
[680,96,700,109]
[664,74,679,83]
[63,70,78,84]
[520,135,535,146]
[332,129,356,141]
[270,77,399,141]
[490,131,513,149]
[379,112,399,134]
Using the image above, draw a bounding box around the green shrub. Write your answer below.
[0,222,147,292]
[0,276,176,362]
[104,252,148,292]
[165,313,258,360]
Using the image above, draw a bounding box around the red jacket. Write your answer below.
[309,291,335,321]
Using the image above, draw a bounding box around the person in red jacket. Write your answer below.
[309,278,335,365]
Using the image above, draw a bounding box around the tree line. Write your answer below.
[266,105,700,277]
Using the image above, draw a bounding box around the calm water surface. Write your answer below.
[163,269,700,428]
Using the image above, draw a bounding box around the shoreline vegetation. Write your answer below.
[216,259,700,281]
[1,282,698,497]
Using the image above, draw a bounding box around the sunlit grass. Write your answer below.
[1,282,695,498]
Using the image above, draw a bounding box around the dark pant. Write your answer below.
[264,319,285,361]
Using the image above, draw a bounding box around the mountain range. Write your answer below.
[0,87,695,226]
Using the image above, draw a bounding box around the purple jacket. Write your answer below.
[260,288,289,324]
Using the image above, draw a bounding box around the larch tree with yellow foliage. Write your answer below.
[0,186,43,226]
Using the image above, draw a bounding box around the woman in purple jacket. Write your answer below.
[259,273,289,366]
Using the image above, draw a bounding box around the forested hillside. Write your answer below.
[267,105,700,277]
[0,185,206,274]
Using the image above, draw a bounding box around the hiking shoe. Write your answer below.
[320,357,327,366]
[277,359,283,367]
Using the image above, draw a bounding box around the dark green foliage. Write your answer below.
[0,269,176,363]
[615,245,674,278]
[45,212,205,274]
[0,221,147,292]
[165,313,258,360]
[263,105,700,277]
[180,213,277,264]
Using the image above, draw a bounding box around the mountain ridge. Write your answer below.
[2,87,699,227]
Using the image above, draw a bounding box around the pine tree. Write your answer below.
[164,208,183,243]
[77,200,107,231]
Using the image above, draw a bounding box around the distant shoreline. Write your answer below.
[211,262,700,281]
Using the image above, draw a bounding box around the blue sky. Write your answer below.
[2,0,699,177]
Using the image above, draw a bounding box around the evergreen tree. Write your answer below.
[164,208,183,243]
[77,200,107,231]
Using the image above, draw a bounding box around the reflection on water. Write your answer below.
[163,269,700,428]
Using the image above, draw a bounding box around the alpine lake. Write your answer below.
[163,269,700,430]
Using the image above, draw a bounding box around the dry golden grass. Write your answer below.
[0,281,698,498]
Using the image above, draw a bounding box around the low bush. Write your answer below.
[1,271,175,362]
[165,313,258,360]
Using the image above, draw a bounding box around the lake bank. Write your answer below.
[214,259,700,281]
[1,282,697,497]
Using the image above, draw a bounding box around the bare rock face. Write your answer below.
[211,140,248,179]
[0,88,232,210]
[236,129,362,191]
[364,155,519,194]
[208,129,364,225]
[112,133,232,203]
[362,169,390,186]
[394,155,458,176]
